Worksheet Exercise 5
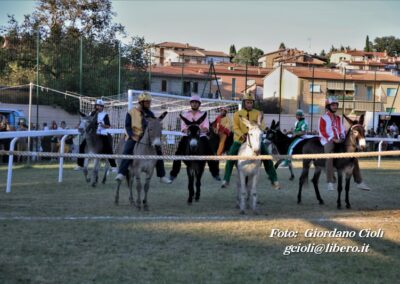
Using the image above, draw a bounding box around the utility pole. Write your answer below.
[341,68,346,123]
[181,53,184,96]
[278,63,283,122]
[372,70,377,132]
[310,65,315,132]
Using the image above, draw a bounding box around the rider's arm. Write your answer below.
[199,113,209,133]
[125,113,134,139]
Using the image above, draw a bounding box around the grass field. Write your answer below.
[0,159,399,283]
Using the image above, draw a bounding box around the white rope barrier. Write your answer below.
[1,149,400,161]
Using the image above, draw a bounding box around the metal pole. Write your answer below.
[384,82,400,130]
[372,70,377,132]
[128,90,133,111]
[278,64,283,122]
[245,61,248,93]
[118,41,121,97]
[80,36,83,95]
[342,68,346,123]
[6,137,19,193]
[27,83,33,164]
[36,29,39,131]
[310,65,315,132]
[181,53,184,96]
[148,45,152,92]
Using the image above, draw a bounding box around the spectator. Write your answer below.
[50,120,59,154]
[16,120,28,162]
[0,115,11,163]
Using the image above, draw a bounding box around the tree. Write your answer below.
[364,35,372,52]
[373,36,400,56]
[279,42,286,49]
[232,46,264,66]
[229,44,236,63]
[319,49,326,57]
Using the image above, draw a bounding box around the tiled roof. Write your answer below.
[200,50,230,57]
[154,42,203,50]
[150,66,208,79]
[286,67,400,83]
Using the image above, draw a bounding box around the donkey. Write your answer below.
[236,116,264,215]
[266,115,366,209]
[115,112,167,210]
[179,112,208,204]
[78,112,109,187]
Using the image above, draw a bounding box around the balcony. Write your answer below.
[338,100,384,112]
[327,81,355,91]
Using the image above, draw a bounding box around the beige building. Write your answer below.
[258,48,325,68]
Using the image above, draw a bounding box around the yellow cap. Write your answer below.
[138,92,152,102]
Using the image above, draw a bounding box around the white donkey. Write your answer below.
[237,116,264,215]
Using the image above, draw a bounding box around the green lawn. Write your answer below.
[0,159,399,283]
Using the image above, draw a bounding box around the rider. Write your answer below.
[115,92,172,184]
[169,95,221,182]
[76,99,117,172]
[221,92,280,189]
[319,97,371,191]
[212,107,232,155]
[293,109,308,138]
[282,109,309,167]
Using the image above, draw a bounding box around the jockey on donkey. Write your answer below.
[115,92,172,184]
[221,92,280,190]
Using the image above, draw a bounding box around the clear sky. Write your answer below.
[1,0,399,54]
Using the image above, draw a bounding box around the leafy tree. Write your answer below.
[373,36,400,56]
[364,35,372,52]
[232,46,264,66]
[319,49,326,57]
[279,42,286,49]
[229,44,236,56]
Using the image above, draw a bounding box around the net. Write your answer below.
[79,90,241,155]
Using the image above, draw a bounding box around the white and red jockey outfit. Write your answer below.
[319,111,345,145]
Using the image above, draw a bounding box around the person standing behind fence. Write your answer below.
[0,115,12,163]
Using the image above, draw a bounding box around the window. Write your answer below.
[192,82,198,93]
[212,78,222,86]
[366,87,373,101]
[387,88,397,97]
[309,83,321,93]
[161,80,167,92]
[386,108,396,113]
[309,104,320,114]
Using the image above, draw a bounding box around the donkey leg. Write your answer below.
[345,171,352,209]
[289,162,295,181]
[128,174,135,207]
[115,180,121,205]
[143,175,152,211]
[83,158,90,183]
[91,159,99,187]
[337,171,343,209]
[195,168,204,202]
[239,172,247,214]
[102,159,109,184]
[251,175,259,215]
[186,168,194,204]
[136,176,142,210]
[311,167,324,205]
[298,159,311,204]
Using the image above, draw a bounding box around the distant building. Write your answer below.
[150,42,230,66]
[263,66,400,129]
[258,48,326,68]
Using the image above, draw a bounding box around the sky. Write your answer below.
[1,0,400,54]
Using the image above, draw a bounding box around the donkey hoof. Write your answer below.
[346,204,351,209]
[240,210,245,215]
[91,183,97,188]
[319,200,325,205]
[289,176,295,181]
[337,205,342,210]
[114,200,119,206]
[195,197,200,202]
[187,199,193,205]
[297,200,302,204]
[144,205,149,211]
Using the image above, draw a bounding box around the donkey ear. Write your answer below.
[343,114,354,126]
[158,111,168,121]
[257,114,263,126]
[195,112,208,125]
[359,114,365,126]
[240,117,252,128]
[275,121,280,129]
[180,114,192,126]
[79,111,86,117]
[271,120,276,129]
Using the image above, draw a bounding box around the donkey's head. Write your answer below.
[265,120,285,142]
[343,114,366,151]
[143,111,168,147]
[241,115,264,154]
[180,112,207,152]
[78,111,98,136]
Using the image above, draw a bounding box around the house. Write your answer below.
[150,42,230,66]
[330,50,400,71]
[262,66,400,129]
[149,63,272,99]
[258,48,325,68]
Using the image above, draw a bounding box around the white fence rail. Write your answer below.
[1,130,399,193]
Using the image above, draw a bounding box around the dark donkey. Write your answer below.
[179,112,208,204]
[266,115,366,209]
